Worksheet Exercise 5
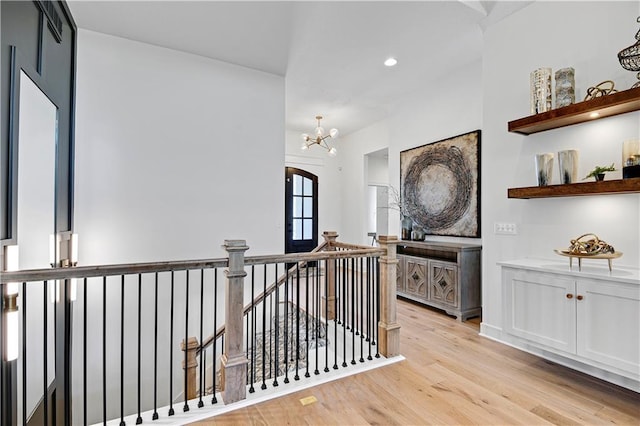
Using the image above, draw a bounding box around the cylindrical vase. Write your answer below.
[530,67,552,114]
[535,153,554,186]
[555,67,575,109]
[558,149,579,184]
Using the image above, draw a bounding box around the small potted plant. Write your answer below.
[584,163,616,181]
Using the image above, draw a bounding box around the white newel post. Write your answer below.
[322,231,338,320]
[220,240,249,404]
[377,235,401,357]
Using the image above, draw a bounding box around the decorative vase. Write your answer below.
[530,68,552,114]
[555,67,575,108]
[411,224,425,241]
[595,173,605,181]
[401,217,413,240]
[534,153,554,186]
[558,149,579,184]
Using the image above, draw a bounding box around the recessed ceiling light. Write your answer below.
[384,57,398,67]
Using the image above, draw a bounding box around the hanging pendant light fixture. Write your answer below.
[301,115,338,156]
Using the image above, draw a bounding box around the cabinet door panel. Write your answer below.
[405,256,428,299]
[429,260,458,308]
[503,269,576,353]
[577,280,640,376]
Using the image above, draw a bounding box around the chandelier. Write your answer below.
[301,115,338,156]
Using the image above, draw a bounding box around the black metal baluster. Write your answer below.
[337,256,342,326]
[43,281,48,426]
[273,263,279,387]
[359,258,365,363]
[81,278,87,425]
[261,264,267,390]
[305,264,310,378]
[120,275,125,426]
[284,267,289,384]
[351,259,356,365]
[22,282,27,425]
[294,263,300,381]
[367,258,373,361]
[184,271,190,413]
[136,274,143,424]
[245,309,250,388]
[355,258,360,337]
[333,260,339,370]
[342,258,347,368]
[169,271,175,416]
[314,262,320,375]
[103,277,107,424]
[249,266,255,393]
[202,350,207,398]
[198,269,204,408]
[375,258,380,358]
[269,291,273,382]
[345,257,349,332]
[153,273,159,420]
[323,260,330,373]
[211,269,218,404]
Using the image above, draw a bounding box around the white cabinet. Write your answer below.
[576,279,640,377]
[503,270,576,353]
[501,262,640,391]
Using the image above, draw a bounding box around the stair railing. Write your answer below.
[0,232,399,425]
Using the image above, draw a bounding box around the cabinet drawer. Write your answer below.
[428,260,458,308]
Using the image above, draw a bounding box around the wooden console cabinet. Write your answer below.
[396,241,481,321]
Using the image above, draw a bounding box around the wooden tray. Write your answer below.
[554,249,623,272]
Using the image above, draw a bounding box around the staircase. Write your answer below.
[203,301,328,395]
[249,301,328,382]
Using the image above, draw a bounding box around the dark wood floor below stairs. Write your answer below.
[193,299,640,425]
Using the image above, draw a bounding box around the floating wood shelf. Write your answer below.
[507,178,640,199]
[508,87,640,135]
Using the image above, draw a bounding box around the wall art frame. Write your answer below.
[400,130,481,238]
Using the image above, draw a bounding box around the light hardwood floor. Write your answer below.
[193,299,640,425]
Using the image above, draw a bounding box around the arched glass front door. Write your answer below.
[285,167,318,254]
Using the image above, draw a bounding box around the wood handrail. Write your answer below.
[331,241,381,251]
[1,244,384,284]
[0,258,229,283]
[244,247,384,266]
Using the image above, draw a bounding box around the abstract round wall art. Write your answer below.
[400,130,481,237]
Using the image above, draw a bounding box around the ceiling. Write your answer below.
[67,1,533,137]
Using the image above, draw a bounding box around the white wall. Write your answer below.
[285,129,342,240]
[339,59,483,245]
[339,120,391,244]
[481,1,640,335]
[367,154,388,186]
[75,29,285,264]
[74,29,285,422]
